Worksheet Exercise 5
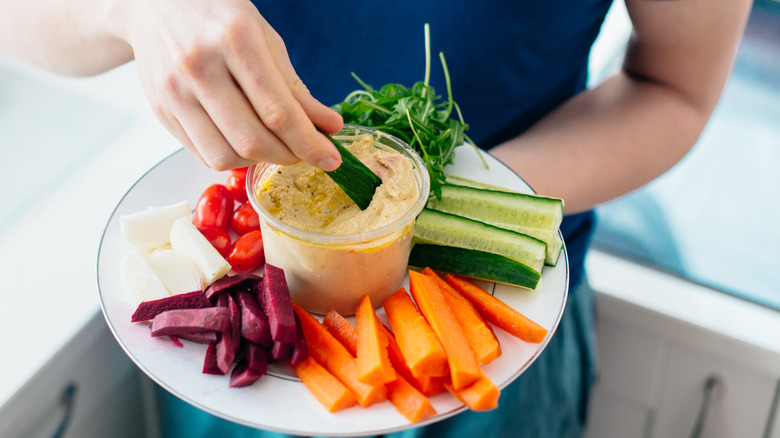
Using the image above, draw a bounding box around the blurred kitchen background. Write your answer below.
[590,0,780,311]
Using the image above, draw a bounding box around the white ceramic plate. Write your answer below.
[97,145,568,437]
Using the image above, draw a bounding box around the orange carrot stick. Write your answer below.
[408,373,447,397]
[290,356,357,413]
[444,274,548,343]
[386,375,438,423]
[423,268,501,365]
[380,324,446,397]
[382,288,448,378]
[379,325,415,381]
[320,310,436,423]
[379,327,437,422]
[446,368,499,411]
[408,270,480,390]
[292,303,386,407]
[356,294,396,385]
[320,314,405,386]
[322,309,358,357]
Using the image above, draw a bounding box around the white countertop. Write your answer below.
[0,56,178,408]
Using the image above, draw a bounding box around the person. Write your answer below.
[0,0,752,436]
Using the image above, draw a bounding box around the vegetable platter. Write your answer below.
[96,145,569,437]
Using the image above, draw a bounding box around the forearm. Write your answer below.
[491,70,709,214]
[491,0,752,214]
[0,0,132,76]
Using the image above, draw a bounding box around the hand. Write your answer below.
[115,0,343,171]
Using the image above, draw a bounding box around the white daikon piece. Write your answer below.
[152,243,173,253]
[169,217,231,286]
[147,249,204,295]
[120,248,171,303]
[120,200,192,248]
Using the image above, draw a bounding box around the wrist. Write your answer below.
[87,0,135,68]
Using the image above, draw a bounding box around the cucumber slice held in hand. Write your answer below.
[322,132,382,210]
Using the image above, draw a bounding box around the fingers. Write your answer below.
[259,26,343,134]
[173,100,264,172]
[223,24,342,171]
[182,60,306,169]
[148,71,263,171]
[136,6,344,172]
[289,77,344,135]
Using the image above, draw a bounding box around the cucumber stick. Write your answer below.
[408,244,541,290]
[323,133,382,210]
[413,208,546,274]
[426,183,564,266]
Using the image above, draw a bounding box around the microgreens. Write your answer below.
[331,24,487,199]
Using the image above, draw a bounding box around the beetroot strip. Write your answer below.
[131,291,210,322]
[150,308,230,337]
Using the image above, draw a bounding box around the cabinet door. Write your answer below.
[768,383,780,438]
[651,342,777,438]
[584,305,665,438]
[0,313,149,438]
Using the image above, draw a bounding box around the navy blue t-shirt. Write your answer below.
[255,0,610,288]
[153,4,610,437]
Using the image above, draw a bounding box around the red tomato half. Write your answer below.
[227,230,265,273]
[226,167,249,204]
[197,226,232,258]
[192,184,234,232]
[231,202,261,235]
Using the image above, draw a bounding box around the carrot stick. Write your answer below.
[408,270,480,390]
[356,295,396,385]
[416,375,447,397]
[378,326,437,422]
[380,324,446,397]
[379,325,414,381]
[292,303,386,407]
[423,268,501,365]
[445,368,499,412]
[382,288,448,378]
[444,274,548,343]
[319,310,436,423]
[289,356,357,413]
[386,375,438,423]
[320,313,402,385]
[322,309,358,357]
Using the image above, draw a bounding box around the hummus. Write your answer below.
[258,134,419,234]
[248,127,429,315]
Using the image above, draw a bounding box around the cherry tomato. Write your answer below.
[192,184,234,232]
[226,167,249,204]
[231,201,261,235]
[227,230,265,273]
[197,226,232,258]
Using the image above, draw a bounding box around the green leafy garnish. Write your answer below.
[332,24,487,199]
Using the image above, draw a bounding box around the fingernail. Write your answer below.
[318,156,341,172]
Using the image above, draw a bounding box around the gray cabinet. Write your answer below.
[585,290,780,438]
[0,313,150,438]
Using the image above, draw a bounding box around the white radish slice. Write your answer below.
[120,248,171,303]
[152,243,173,253]
[120,200,192,248]
[169,217,231,287]
[147,249,204,295]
